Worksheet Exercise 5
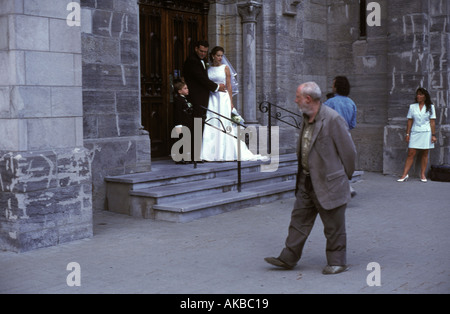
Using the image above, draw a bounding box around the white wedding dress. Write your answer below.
[201,64,261,162]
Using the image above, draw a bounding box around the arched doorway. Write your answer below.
[139,0,209,158]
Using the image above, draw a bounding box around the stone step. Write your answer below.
[129,165,297,204]
[105,152,364,221]
[105,154,297,215]
[145,170,365,223]
[105,153,297,189]
[149,180,296,223]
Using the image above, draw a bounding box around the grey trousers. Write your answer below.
[279,172,347,267]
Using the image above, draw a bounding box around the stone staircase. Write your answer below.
[104,154,298,222]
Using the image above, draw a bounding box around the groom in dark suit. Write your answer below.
[183,40,226,160]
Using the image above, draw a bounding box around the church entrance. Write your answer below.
[139,0,209,158]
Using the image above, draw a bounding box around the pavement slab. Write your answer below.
[0,172,449,295]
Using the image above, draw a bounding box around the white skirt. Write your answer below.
[201,91,264,161]
[409,131,434,149]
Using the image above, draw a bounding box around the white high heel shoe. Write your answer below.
[420,177,428,183]
[397,174,409,182]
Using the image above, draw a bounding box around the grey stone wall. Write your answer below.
[383,0,450,175]
[209,0,449,171]
[326,0,388,172]
[258,0,328,154]
[209,0,328,154]
[2,0,447,253]
[80,0,151,211]
[324,0,449,173]
[0,0,92,252]
[0,150,92,252]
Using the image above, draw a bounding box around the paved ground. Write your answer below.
[1,172,449,295]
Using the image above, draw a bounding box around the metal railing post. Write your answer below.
[238,160,242,192]
[237,124,242,192]
[198,105,248,193]
[268,102,272,155]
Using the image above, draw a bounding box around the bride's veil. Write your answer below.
[222,54,239,96]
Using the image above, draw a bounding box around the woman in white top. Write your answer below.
[398,88,437,182]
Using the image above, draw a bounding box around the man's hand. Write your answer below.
[218,84,227,92]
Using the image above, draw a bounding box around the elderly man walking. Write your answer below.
[265,82,356,275]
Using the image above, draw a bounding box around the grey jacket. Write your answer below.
[296,105,356,210]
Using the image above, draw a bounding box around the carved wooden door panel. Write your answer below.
[139,1,208,158]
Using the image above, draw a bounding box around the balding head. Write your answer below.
[298,82,322,101]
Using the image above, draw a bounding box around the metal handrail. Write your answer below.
[197,105,248,192]
[259,101,302,129]
[259,101,302,154]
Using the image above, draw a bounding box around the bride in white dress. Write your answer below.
[201,47,262,162]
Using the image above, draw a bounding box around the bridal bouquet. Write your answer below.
[231,108,245,125]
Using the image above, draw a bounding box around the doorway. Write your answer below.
[139,0,209,158]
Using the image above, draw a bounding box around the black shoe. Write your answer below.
[264,257,294,270]
[322,265,349,275]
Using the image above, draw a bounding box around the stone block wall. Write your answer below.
[209,0,449,171]
[256,0,328,117]
[0,150,92,252]
[326,0,389,172]
[383,0,450,175]
[0,0,92,252]
[257,0,328,154]
[80,0,151,211]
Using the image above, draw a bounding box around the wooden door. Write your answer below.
[139,0,209,158]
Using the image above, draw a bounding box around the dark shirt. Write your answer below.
[173,94,193,128]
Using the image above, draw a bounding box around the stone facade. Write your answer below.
[80,0,151,211]
[0,0,92,252]
[208,0,449,173]
[1,0,448,252]
[0,150,92,252]
[383,0,450,174]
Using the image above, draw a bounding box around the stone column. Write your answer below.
[238,1,262,124]
[0,1,93,252]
